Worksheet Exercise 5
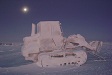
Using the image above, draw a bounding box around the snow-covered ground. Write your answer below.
[0,42,112,75]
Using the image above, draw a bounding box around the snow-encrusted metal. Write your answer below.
[22,21,103,67]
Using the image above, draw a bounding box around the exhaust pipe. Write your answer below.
[31,23,36,36]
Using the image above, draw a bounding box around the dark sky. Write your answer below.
[0,0,112,42]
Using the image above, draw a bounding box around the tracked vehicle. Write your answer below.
[22,21,102,67]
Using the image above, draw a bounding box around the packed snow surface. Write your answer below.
[0,42,112,75]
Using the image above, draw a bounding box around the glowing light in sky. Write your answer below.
[22,7,28,13]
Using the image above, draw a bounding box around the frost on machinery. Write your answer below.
[22,21,103,67]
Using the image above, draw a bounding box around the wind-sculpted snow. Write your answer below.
[0,42,112,75]
[0,44,32,68]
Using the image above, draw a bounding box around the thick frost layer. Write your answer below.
[22,21,103,67]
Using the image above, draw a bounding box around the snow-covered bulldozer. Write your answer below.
[22,21,103,67]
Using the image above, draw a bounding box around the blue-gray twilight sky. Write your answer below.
[0,0,112,42]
